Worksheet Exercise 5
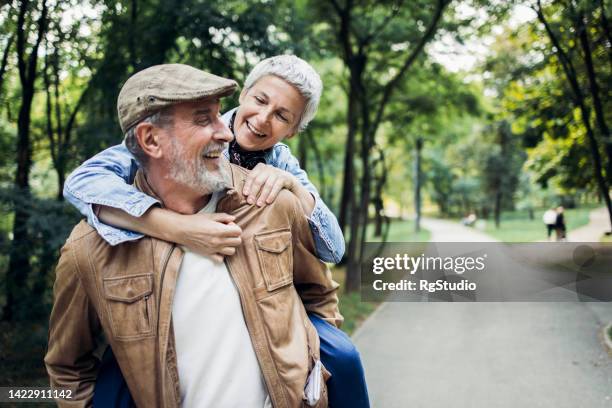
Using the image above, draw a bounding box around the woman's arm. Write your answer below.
[63,143,158,245]
[64,143,242,258]
[244,144,345,263]
[98,206,242,262]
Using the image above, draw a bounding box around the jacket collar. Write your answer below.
[133,161,248,213]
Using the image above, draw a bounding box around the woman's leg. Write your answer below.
[93,347,135,408]
[308,313,370,408]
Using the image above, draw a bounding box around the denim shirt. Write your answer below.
[63,108,345,263]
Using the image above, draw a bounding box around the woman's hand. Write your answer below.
[172,212,242,263]
[98,205,242,263]
[243,163,298,206]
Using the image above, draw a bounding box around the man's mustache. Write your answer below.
[201,143,226,156]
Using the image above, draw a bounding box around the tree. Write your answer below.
[532,0,612,231]
[480,121,525,228]
[314,0,450,291]
[4,0,48,321]
[42,1,96,199]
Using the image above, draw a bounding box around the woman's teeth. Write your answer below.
[247,121,266,137]
[203,152,221,158]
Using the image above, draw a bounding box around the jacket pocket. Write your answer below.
[103,273,155,340]
[254,228,293,291]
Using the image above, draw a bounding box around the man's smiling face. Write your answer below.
[234,75,306,151]
[161,98,233,194]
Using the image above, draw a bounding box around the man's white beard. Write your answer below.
[168,138,230,194]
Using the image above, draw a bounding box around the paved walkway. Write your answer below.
[354,214,612,408]
[568,207,612,242]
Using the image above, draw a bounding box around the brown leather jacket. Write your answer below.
[45,163,343,408]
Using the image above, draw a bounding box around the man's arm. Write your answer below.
[45,241,102,407]
[286,192,343,328]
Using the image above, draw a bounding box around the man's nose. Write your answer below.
[212,117,233,142]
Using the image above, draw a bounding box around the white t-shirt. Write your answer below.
[543,209,557,225]
[172,191,270,407]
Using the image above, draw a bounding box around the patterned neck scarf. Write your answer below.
[227,110,272,170]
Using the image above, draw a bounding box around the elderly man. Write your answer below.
[44,64,342,408]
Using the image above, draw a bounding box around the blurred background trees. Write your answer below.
[0,0,610,322]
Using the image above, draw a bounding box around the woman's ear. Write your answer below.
[238,88,248,104]
[135,122,163,160]
[286,121,302,140]
[285,130,299,140]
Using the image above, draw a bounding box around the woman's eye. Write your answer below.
[276,113,288,122]
[254,96,265,104]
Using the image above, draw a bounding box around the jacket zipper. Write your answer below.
[225,256,286,408]
[156,244,178,406]
[157,244,174,329]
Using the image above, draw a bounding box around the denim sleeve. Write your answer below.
[272,145,345,263]
[63,143,160,245]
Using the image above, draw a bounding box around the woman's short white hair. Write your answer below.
[244,55,322,132]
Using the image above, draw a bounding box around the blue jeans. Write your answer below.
[94,314,369,407]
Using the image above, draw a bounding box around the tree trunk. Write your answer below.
[373,148,387,237]
[0,33,14,91]
[4,0,48,321]
[576,10,612,183]
[338,80,359,234]
[344,62,367,293]
[308,130,329,205]
[494,190,501,228]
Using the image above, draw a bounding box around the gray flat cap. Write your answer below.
[117,64,238,133]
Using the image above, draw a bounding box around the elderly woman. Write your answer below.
[64,55,369,407]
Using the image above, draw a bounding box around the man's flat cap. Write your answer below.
[117,64,238,133]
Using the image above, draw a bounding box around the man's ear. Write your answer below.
[135,122,163,160]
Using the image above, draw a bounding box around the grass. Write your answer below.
[331,266,379,336]
[366,219,431,242]
[482,205,599,242]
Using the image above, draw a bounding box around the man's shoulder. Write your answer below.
[228,162,249,191]
[65,220,100,245]
[227,163,300,218]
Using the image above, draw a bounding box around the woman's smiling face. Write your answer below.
[234,75,306,151]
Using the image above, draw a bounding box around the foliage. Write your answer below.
[0,0,609,317]
[0,187,80,319]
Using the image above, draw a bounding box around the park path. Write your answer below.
[353,214,612,408]
[568,207,611,241]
